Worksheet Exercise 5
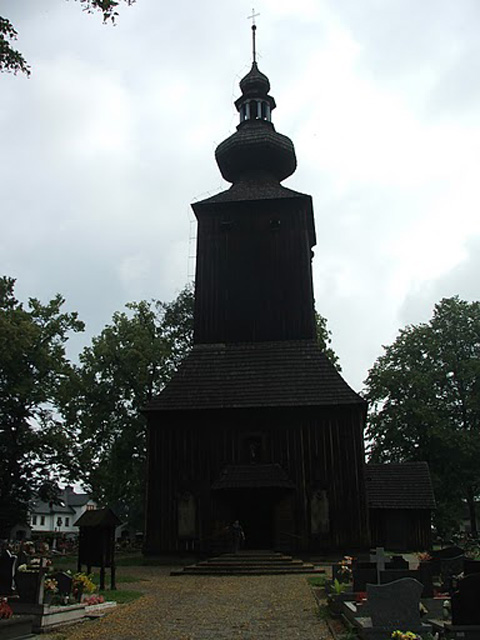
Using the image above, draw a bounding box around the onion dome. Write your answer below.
[215,61,297,184]
[239,61,271,96]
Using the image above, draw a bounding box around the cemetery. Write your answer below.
[316,544,480,640]
[0,508,120,637]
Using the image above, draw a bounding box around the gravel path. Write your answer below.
[60,567,332,640]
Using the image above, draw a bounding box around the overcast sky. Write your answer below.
[2,0,480,392]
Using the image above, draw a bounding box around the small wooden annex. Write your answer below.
[365,462,436,551]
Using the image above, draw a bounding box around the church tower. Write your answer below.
[144,30,370,554]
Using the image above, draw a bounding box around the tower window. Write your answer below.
[261,102,268,120]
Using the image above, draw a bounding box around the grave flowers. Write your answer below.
[391,631,421,640]
[416,552,432,564]
[83,594,105,606]
[43,577,59,605]
[72,573,96,602]
[337,555,354,582]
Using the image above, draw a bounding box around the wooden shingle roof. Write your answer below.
[365,462,436,510]
[146,340,364,411]
[74,508,122,528]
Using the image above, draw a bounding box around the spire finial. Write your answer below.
[247,8,260,63]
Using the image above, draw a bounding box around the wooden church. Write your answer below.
[144,34,370,554]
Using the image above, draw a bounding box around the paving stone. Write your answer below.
[54,566,331,639]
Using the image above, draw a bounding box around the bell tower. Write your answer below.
[193,42,317,344]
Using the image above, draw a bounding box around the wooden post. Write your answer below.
[110,530,116,590]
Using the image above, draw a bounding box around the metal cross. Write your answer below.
[247,8,260,62]
[247,8,260,26]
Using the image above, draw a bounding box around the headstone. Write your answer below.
[465,559,480,576]
[353,562,377,592]
[430,546,464,576]
[353,557,399,592]
[0,550,17,595]
[441,555,465,594]
[451,573,480,626]
[380,569,433,598]
[50,571,73,596]
[368,578,428,634]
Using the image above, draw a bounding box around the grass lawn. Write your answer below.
[99,588,144,604]
[307,575,327,588]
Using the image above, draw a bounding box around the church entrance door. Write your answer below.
[224,488,284,549]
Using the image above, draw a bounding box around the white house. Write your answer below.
[29,486,97,538]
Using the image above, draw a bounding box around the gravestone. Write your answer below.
[430,546,464,576]
[380,569,433,598]
[353,562,378,592]
[464,559,480,576]
[367,578,430,635]
[51,571,73,597]
[0,550,17,595]
[15,557,49,604]
[440,555,465,594]
[451,573,480,626]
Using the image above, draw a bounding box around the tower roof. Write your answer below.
[215,43,296,185]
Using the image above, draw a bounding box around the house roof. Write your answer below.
[31,488,94,515]
[32,500,75,515]
[65,492,92,507]
[365,462,436,510]
[146,340,364,411]
[212,464,294,490]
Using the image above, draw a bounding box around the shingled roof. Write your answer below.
[212,464,294,490]
[146,340,364,411]
[365,462,436,510]
[194,177,310,205]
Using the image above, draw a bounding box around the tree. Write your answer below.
[364,296,480,537]
[1,1,136,76]
[316,311,341,371]
[61,285,194,529]
[0,277,84,537]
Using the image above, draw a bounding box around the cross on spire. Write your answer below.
[247,8,260,63]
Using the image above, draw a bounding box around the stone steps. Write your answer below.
[171,551,325,576]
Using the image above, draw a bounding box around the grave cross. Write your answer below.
[370,546,387,583]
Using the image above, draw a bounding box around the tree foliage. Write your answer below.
[316,311,341,371]
[0,277,84,537]
[364,296,480,536]
[0,1,136,76]
[61,285,194,529]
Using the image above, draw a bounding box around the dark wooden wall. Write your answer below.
[369,509,432,551]
[193,196,317,344]
[144,404,369,555]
